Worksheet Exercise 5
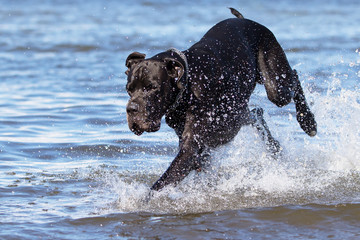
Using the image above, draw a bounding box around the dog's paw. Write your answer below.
[142,189,155,204]
[266,137,282,155]
[296,103,317,137]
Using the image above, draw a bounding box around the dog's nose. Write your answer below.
[126,102,139,113]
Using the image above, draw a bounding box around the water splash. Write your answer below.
[92,76,360,214]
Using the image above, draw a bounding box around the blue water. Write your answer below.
[1,0,360,239]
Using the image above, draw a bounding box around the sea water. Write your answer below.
[0,0,359,239]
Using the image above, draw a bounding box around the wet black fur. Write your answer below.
[125,9,317,191]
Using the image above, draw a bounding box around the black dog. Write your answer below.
[125,8,317,191]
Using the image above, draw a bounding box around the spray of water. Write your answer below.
[95,72,360,214]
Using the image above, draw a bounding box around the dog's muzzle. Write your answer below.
[126,102,161,136]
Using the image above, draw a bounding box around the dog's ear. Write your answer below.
[125,52,146,75]
[165,58,185,89]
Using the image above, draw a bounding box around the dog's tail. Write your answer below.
[229,7,244,19]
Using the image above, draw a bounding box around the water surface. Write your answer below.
[1,0,360,239]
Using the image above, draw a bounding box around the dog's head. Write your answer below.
[125,52,184,136]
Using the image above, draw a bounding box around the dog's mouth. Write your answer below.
[132,126,144,136]
[130,121,161,136]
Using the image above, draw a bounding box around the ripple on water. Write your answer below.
[1,0,360,239]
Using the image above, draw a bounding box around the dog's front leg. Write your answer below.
[151,109,205,191]
[150,135,203,191]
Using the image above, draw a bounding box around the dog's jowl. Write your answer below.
[125,8,317,191]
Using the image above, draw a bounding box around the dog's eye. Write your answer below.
[144,84,156,91]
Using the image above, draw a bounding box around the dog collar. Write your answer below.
[167,47,189,84]
[166,48,189,114]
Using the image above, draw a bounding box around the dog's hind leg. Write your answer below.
[256,30,293,108]
[256,28,317,136]
[292,70,317,136]
[250,107,281,154]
